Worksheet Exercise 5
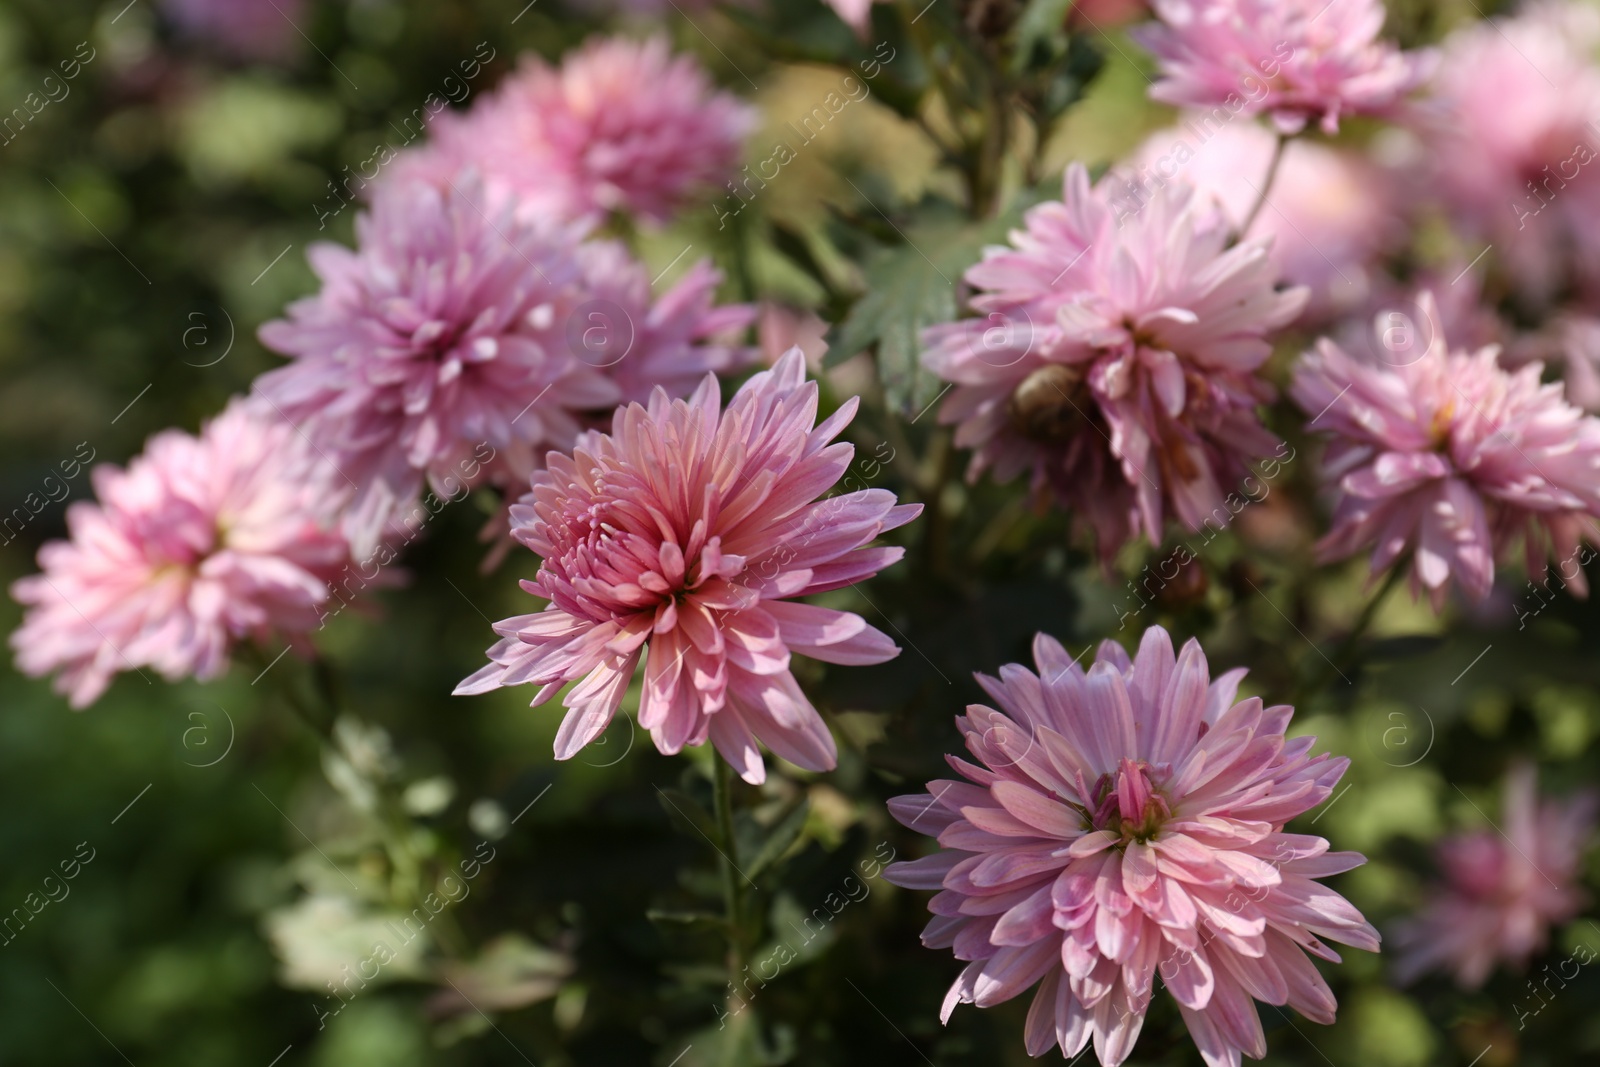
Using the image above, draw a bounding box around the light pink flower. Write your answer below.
[9,399,351,708]
[257,177,753,554]
[1132,0,1433,135]
[884,626,1377,1067]
[1392,763,1595,988]
[1292,292,1600,607]
[418,36,756,225]
[1116,121,1398,322]
[569,239,757,405]
[257,176,616,552]
[821,0,881,35]
[454,350,921,783]
[1418,1,1600,306]
[922,163,1306,559]
[160,0,304,61]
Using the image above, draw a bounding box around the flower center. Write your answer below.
[1087,758,1172,844]
[1008,363,1090,443]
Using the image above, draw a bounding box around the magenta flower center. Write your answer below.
[1086,757,1172,844]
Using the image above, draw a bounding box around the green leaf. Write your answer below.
[656,787,720,845]
[1010,0,1076,76]
[828,199,1026,415]
[744,799,811,882]
[644,908,730,932]
[832,198,1030,415]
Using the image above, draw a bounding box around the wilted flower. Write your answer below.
[1291,292,1600,607]
[922,163,1305,559]
[455,350,921,783]
[1417,1,1600,306]
[417,35,756,224]
[1117,121,1398,321]
[10,399,350,708]
[1133,0,1433,135]
[1392,762,1595,988]
[884,626,1377,1067]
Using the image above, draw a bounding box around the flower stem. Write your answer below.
[1238,132,1289,240]
[712,753,747,979]
[1296,563,1407,705]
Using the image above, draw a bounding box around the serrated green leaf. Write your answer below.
[828,200,1026,415]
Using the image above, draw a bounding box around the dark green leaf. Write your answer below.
[744,799,811,881]
[656,786,720,845]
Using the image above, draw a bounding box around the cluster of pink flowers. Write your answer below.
[1134,0,1433,135]
[12,35,764,707]
[10,399,351,707]
[1292,293,1600,607]
[1392,763,1595,988]
[455,351,920,783]
[885,626,1378,1066]
[406,36,756,226]
[922,163,1305,559]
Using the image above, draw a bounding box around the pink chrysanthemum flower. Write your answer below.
[454,350,921,783]
[257,176,616,551]
[1392,763,1595,988]
[1291,292,1600,607]
[419,36,756,225]
[257,177,753,553]
[569,240,757,405]
[1132,0,1433,135]
[922,164,1306,558]
[9,399,350,708]
[1417,1,1600,306]
[884,626,1377,1067]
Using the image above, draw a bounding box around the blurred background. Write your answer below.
[3,0,1600,1065]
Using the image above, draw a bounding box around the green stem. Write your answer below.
[1296,563,1407,705]
[1237,132,1289,240]
[712,753,746,980]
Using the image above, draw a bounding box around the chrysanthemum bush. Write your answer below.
[9,1,1600,1064]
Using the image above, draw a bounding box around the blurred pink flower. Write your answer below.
[454,350,921,783]
[160,0,304,61]
[256,176,620,554]
[922,163,1306,560]
[1117,121,1398,322]
[569,240,756,405]
[1133,0,1433,135]
[1392,762,1595,988]
[10,399,351,708]
[1418,2,1600,306]
[1293,292,1600,608]
[257,177,753,555]
[416,36,756,224]
[821,0,879,35]
[884,626,1377,1067]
